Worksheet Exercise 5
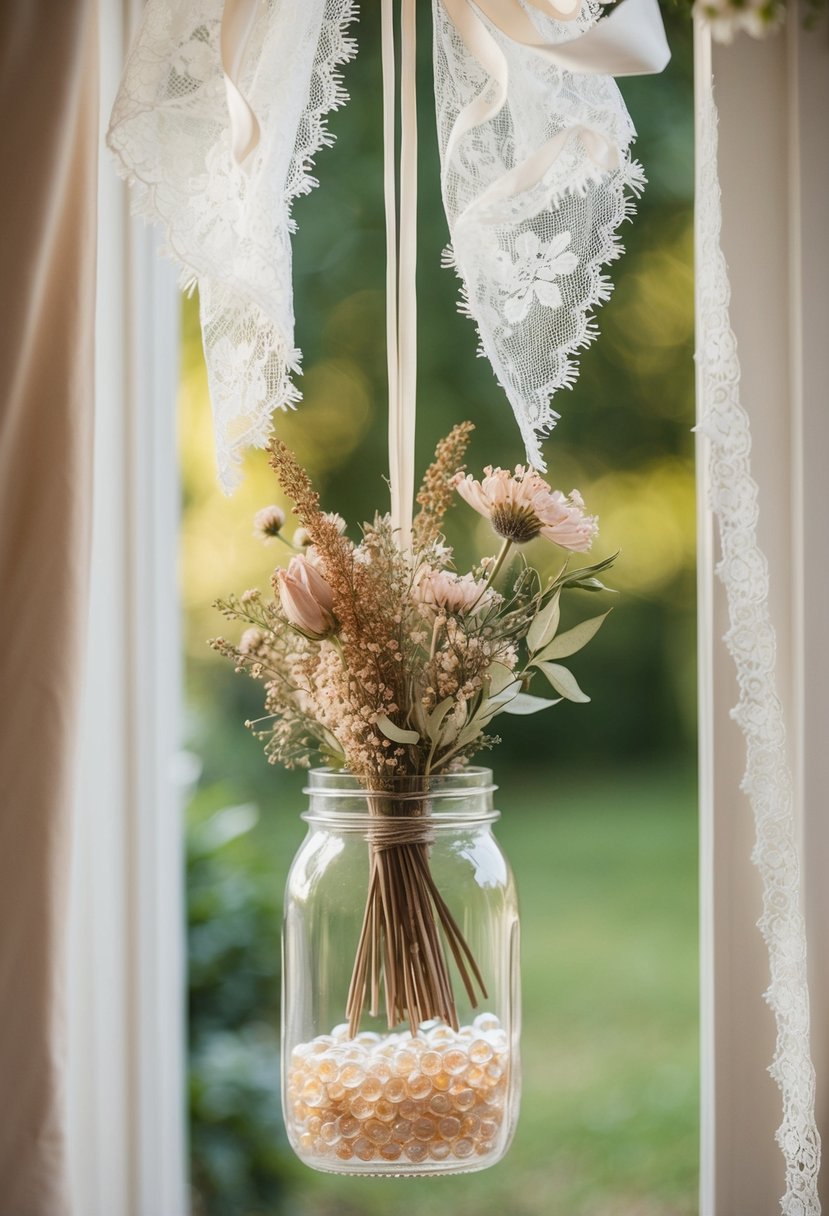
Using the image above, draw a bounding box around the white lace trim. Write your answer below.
[432,0,643,470]
[695,32,821,1215]
[107,0,358,491]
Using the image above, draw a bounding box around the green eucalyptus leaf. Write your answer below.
[375,714,420,745]
[487,680,522,707]
[486,662,518,696]
[437,700,466,745]
[537,661,591,703]
[502,692,562,715]
[456,719,485,748]
[534,610,611,662]
[553,551,618,590]
[527,591,561,654]
[568,577,617,594]
[426,696,455,742]
[477,682,523,726]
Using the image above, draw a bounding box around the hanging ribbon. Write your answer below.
[220,0,260,166]
[383,0,419,548]
[442,0,670,226]
[448,0,670,79]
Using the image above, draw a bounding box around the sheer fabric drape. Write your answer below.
[0,3,98,1212]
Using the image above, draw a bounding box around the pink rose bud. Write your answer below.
[276,554,337,641]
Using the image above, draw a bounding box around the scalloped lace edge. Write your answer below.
[696,49,821,1216]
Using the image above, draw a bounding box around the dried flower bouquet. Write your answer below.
[213,424,613,1035]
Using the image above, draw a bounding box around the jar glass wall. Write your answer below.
[281,767,520,1175]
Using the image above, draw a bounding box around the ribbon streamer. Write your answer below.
[220,0,260,166]
[383,0,419,548]
[442,0,669,180]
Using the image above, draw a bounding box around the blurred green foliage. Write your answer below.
[182,6,697,1215]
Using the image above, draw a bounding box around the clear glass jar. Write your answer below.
[281,767,520,1175]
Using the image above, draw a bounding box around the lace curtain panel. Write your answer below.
[694,23,820,1215]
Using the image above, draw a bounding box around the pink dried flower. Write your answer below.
[253,504,286,541]
[276,555,337,641]
[453,465,598,551]
[416,569,492,615]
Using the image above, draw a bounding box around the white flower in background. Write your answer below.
[253,504,286,540]
[697,0,785,42]
[502,231,579,326]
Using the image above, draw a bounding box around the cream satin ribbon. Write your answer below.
[442,0,670,202]
[383,0,419,548]
[221,0,260,166]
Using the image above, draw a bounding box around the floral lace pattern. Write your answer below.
[108,0,358,491]
[433,0,643,470]
[501,231,580,325]
[695,36,821,1215]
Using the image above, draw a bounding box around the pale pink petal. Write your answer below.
[455,475,494,519]
[290,554,335,612]
[278,557,337,638]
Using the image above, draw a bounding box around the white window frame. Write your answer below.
[68,2,186,1212]
[67,5,828,1212]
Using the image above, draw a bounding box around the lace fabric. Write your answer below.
[432,0,643,470]
[108,0,358,491]
[109,0,654,486]
[695,27,821,1214]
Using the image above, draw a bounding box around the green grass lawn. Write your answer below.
[188,761,698,1216]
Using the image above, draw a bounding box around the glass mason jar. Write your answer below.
[281,767,520,1175]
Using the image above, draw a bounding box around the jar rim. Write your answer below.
[302,766,499,826]
[304,765,495,798]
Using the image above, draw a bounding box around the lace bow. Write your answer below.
[108,0,667,489]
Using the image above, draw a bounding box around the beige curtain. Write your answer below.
[0,3,98,1213]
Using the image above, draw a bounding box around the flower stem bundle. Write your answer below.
[346,811,487,1036]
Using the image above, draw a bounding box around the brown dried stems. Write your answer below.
[346,800,487,1036]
